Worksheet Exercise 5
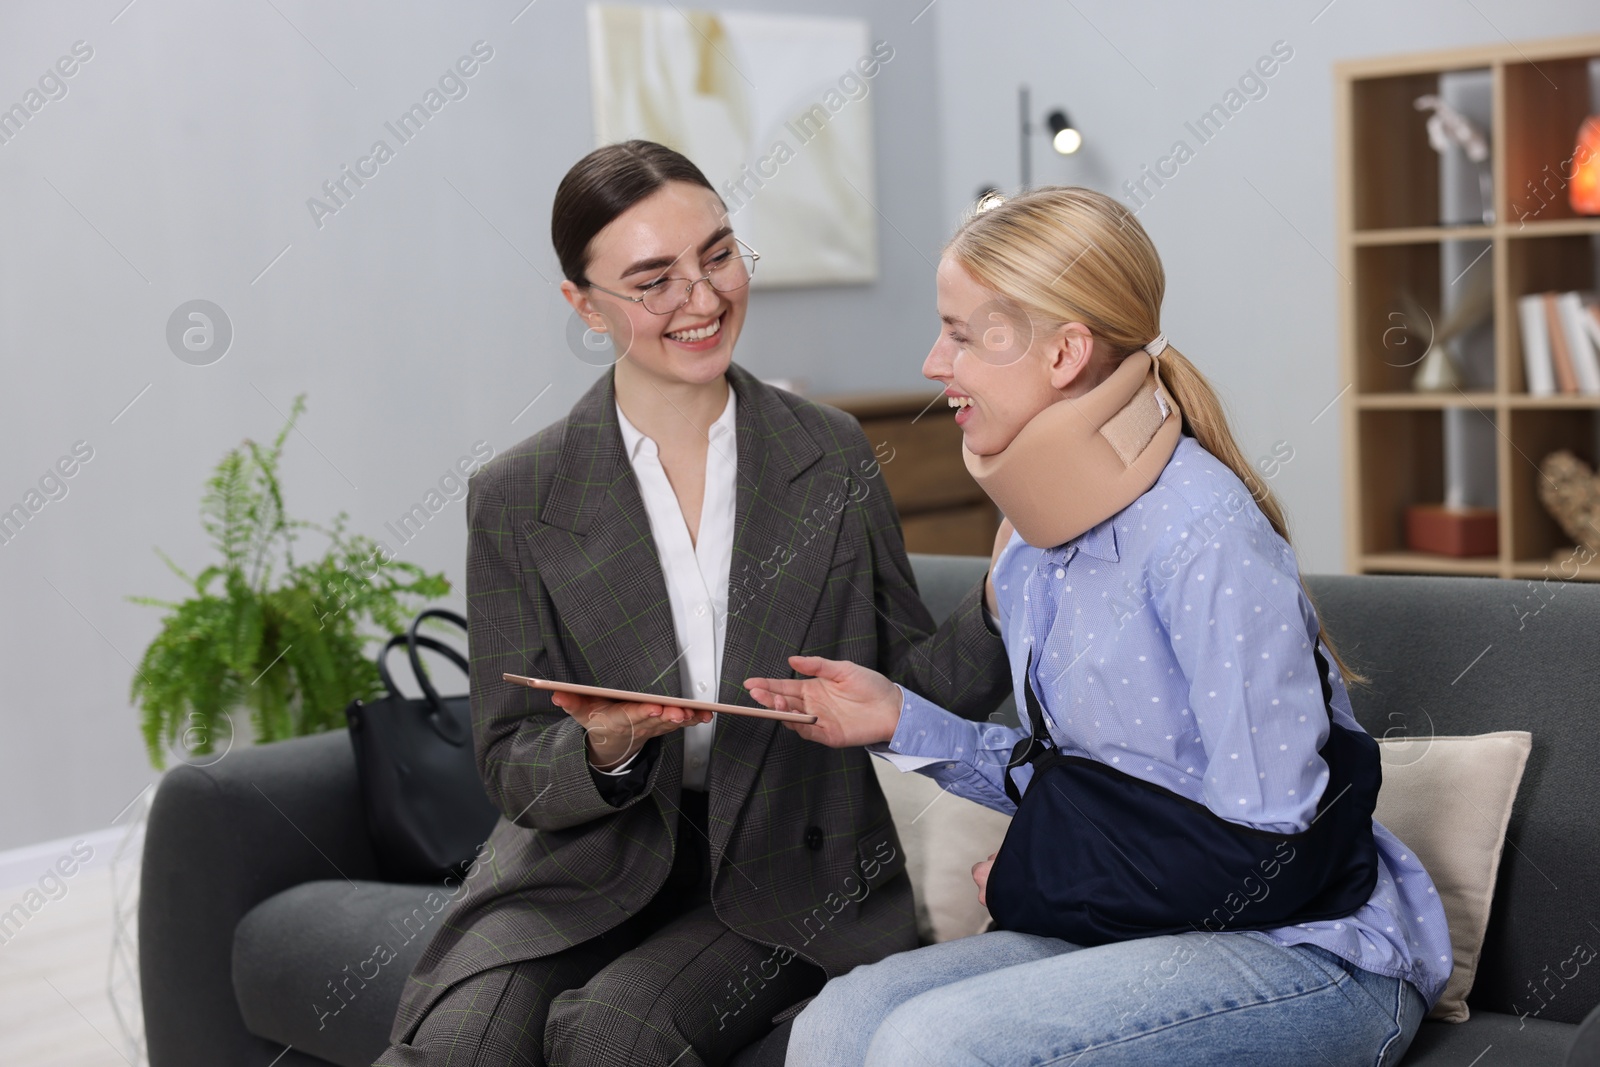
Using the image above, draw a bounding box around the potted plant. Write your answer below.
[129,394,449,768]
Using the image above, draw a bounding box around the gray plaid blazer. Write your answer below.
[389,362,1009,1046]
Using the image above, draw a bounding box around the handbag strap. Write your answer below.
[374,621,471,747]
[406,609,470,745]
[375,633,411,697]
[407,609,468,707]
[377,633,468,693]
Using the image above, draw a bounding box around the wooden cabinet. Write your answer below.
[820,390,1000,556]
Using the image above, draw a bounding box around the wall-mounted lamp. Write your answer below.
[1047,110,1082,156]
[1019,85,1081,189]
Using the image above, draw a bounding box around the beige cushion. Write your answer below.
[874,729,1532,1025]
[871,757,1010,944]
[1373,730,1532,1022]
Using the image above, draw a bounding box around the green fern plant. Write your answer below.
[129,394,449,768]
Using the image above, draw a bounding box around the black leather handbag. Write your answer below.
[345,608,500,883]
[985,645,1382,947]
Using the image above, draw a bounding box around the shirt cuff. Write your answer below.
[588,736,659,807]
[866,685,959,772]
[591,748,643,776]
[983,604,1001,635]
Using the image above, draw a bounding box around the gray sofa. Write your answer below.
[140,554,1600,1066]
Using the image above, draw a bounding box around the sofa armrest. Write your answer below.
[140,729,383,1067]
[1568,999,1600,1066]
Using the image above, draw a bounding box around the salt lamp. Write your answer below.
[1573,116,1600,215]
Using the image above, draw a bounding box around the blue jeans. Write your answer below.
[786,929,1428,1067]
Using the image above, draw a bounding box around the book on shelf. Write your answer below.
[1545,294,1580,393]
[1556,293,1600,394]
[1518,290,1600,396]
[1518,294,1555,395]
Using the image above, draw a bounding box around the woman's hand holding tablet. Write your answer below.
[552,690,709,771]
[503,673,817,770]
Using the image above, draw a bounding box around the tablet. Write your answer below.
[502,674,818,724]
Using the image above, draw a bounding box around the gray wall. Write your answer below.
[0,0,944,851]
[934,0,1600,581]
[5,0,1599,853]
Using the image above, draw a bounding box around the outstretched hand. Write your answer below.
[744,655,901,748]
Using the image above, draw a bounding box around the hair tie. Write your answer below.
[974,190,1007,214]
[1143,333,1172,420]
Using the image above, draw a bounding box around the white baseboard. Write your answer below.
[0,822,146,892]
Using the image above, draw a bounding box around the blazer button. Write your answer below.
[804,826,824,851]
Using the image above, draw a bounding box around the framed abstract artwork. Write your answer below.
[587,4,885,287]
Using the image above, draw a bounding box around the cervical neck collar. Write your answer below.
[963,342,1182,549]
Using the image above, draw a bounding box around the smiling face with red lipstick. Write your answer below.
[560,180,750,396]
[923,254,1110,457]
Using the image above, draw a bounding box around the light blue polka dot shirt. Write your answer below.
[874,433,1454,1009]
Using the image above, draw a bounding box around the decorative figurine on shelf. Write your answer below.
[1537,450,1600,558]
[1414,94,1494,224]
[1572,116,1600,216]
[1389,264,1493,392]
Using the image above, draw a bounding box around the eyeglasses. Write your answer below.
[585,237,760,315]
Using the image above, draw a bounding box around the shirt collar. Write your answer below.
[615,384,737,460]
[1066,433,1189,560]
[1071,514,1120,562]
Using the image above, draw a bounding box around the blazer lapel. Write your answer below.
[523,371,686,703]
[708,365,848,866]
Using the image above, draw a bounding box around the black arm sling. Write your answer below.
[984,644,1382,946]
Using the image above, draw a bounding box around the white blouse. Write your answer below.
[593,386,738,792]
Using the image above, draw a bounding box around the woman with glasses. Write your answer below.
[375,140,1012,1067]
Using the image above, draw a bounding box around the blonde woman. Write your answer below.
[746,187,1450,1067]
